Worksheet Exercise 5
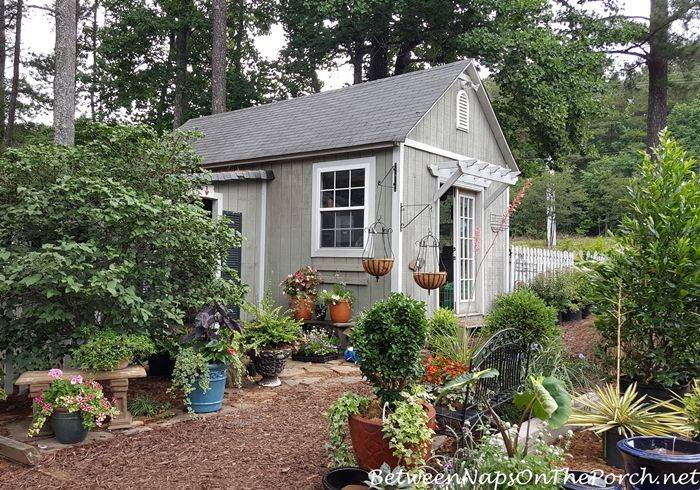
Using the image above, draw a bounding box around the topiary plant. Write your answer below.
[483,288,560,347]
[350,293,428,406]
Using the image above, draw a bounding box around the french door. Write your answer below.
[455,190,480,315]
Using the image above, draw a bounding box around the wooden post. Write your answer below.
[0,436,41,466]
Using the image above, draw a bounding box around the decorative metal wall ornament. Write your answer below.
[412,231,447,293]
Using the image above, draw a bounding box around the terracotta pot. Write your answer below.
[362,258,394,279]
[348,402,436,471]
[290,295,315,321]
[413,271,447,290]
[329,300,351,323]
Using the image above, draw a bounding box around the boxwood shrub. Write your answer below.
[483,288,560,346]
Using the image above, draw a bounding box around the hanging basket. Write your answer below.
[362,219,394,281]
[413,271,447,290]
[362,258,394,278]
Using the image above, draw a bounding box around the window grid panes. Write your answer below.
[319,168,365,248]
[459,195,475,301]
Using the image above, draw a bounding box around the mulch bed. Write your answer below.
[0,377,370,489]
[563,430,623,476]
[561,315,601,359]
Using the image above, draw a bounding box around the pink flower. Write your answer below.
[70,375,83,385]
[48,368,63,379]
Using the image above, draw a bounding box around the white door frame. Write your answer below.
[454,188,484,316]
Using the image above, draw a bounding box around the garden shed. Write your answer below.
[181,59,520,317]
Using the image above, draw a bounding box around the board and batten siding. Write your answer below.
[213,148,395,313]
[402,75,513,314]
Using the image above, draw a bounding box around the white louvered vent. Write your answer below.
[456,89,469,132]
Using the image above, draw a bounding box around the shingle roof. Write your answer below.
[181,60,472,166]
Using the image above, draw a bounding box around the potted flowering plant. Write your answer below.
[319,284,354,323]
[28,369,119,444]
[170,304,246,413]
[280,266,319,320]
[293,327,339,363]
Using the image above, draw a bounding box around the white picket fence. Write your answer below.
[508,246,575,291]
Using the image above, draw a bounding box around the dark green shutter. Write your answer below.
[223,211,242,319]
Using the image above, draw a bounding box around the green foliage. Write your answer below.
[514,376,572,429]
[682,382,700,437]
[511,235,616,254]
[435,368,499,404]
[350,293,428,406]
[319,283,354,307]
[0,388,6,401]
[127,395,172,417]
[0,124,247,370]
[242,296,303,353]
[529,343,597,391]
[325,392,371,467]
[483,289,560,347]
[591,134,700,388]
[669,98,700,158]
[71,330,155,371]
[296,328,338,357]
[169,347,210,413]
[427,308,481,365]
[529,270,592,314]
[382,390,434,468]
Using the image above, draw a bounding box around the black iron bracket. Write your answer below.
[400,203,433,231]
[377,163,397,193]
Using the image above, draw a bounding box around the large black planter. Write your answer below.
[560,470,622,490]
[581,305,592,318]
[323,467,369,490]
[51,411,88,444]
[292,351,338,363]
[562,309,583,322]
[619,377,689,403]
[604,430,626,469]
[618,436,700,490]
[252,348,292,387]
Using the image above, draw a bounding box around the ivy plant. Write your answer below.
[382,390,435,468]
[326,392,371,467]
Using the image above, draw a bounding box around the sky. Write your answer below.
[19,0,651,122]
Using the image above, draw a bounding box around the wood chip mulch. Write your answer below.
[561,315,601,359]
[0,378,370,489]
[563,430,623,476]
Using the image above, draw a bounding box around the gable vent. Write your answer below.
[456,89,469,132]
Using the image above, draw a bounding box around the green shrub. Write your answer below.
[483,288,560,346]
[427,308,481,365]
[591,133,700,388]
[0,124,247,369]
[242,296,303,353]
[350,293,428,405]
[529,270,593,313]
[71,330,155,371]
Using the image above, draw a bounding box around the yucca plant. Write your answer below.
[656,380,700,438]
[568,382,689,438]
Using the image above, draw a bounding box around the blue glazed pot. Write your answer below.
[187,363,228,414]
[560,470,622,490]
[618,436,700,490]
[51,411,88,444]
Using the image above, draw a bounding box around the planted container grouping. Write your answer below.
[618,436,700,490]
[187,362,228,414]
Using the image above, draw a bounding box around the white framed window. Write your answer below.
[456,89,469,132]
[311,157,375,257]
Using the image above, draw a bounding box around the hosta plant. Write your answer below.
[28,369,119,437]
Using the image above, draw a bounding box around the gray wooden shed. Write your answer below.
[181,60,520,319]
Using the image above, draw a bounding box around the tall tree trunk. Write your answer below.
[646,0,669,149]
[211,0,227,114]
[172,26,188,128]
[54,0,77,146]
[6,0,22,146]
[89,0,99,121]
[367,35,389,81]
[350,41,363,84]
[0,0,6,144]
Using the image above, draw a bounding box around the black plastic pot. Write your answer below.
[560,470,622,490]
[322,467,369,490]
[51,411,88,444]
[618,436,700,490]
[604,430,626,469]
[148,352,175,378]
[292,350,338,363]
[619,377,689,403]
[562,309,583,322]
[581,305,592,318]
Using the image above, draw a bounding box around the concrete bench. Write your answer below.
[15,366,147,430]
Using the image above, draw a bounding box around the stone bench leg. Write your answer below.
[107,378,141,430]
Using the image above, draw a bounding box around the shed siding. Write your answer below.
[408,79,509,168]
[213,148,395,313]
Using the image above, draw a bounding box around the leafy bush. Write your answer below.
[483,288,560,346]
[242,296,303,353]
[529,270,592,313]
[591,133,700,388]
[71,330,155,371]
[0,124,247,370]
[350,293,428,405]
